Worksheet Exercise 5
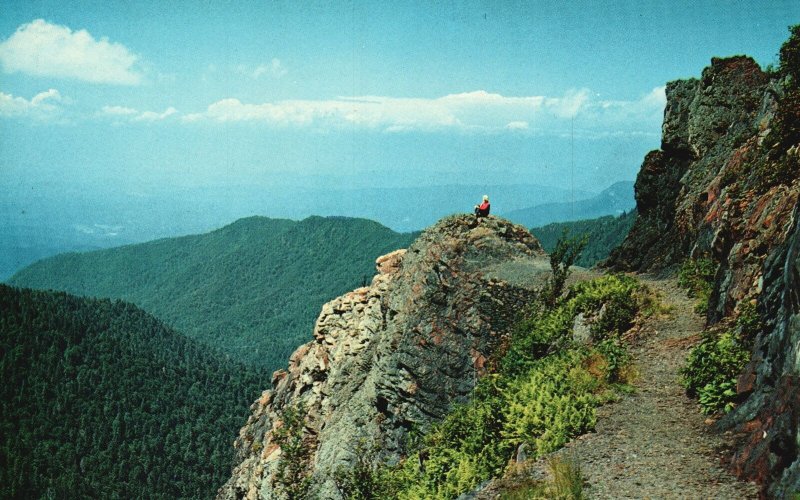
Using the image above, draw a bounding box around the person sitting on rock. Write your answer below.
[474,195,490,218]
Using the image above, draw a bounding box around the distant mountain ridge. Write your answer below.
[503,181,635,227]
[0,182,594,280]
[10,216,414,370]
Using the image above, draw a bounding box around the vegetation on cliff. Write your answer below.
[331,240,651,499]
[0,285,267,499]
[10,216,414,370]
[677,257,716,314]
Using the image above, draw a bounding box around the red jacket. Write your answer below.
[477,201,490,216]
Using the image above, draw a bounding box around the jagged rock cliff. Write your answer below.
[609,55,798,320]
[218,215,546,499]
[609,28,800,497]
[721,205,800,496]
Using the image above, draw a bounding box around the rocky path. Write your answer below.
[568,276,759,498]
[479,276,760,499]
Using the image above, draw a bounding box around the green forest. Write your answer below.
[0,284,267,499]
[10,216,415,371]
[531,210,637,268]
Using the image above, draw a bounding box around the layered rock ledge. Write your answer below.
[218,215,546,499]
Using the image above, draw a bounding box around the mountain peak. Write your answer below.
[218,215,545,499]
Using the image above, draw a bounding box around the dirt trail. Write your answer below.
[568,276,759,498]
[478,276,760,499]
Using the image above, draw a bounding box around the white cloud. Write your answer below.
[506,121,529,130]
[0,88,62,119]
[585,86,666,129]
[101,105,138,116]
[0,19,142,85]
[134,107,177,121]
[7,84,664,135]
[183,89,592,133]
[236,58,288,80]
[99,104,177,122]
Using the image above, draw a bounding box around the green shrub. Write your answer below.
[678,258,716,314]
[541,232,588,306]
[503,274,643,376]
[374,275,645,499]
[681,331,750,414]
[272,403,312,499]
[736,301,761,340]
[502,306,574,375]
[497,455,584,500]
[569,274,642,339]
[499,480,549,500]
[595,338,631,384]
[386,376,513,499]
[501,352,599,457]
[332,440,401,500]
[779,24,800,85]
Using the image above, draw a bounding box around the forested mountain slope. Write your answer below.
[10,216,414,370]
[531,210,637,267]
[0,285,267,499]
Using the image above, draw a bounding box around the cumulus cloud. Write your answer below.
[585,86,666,132]
[0,19,142,85]
[5,85,664,135]
[182,89,593,133]
[0,88,62,118]
[101,105,138,116]
[135,107,177,121]
[99,104,177,122]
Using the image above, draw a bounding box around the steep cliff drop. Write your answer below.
[218,215,547,499]
[608,40,800,497]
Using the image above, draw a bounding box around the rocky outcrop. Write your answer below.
[719,205,800,496]
[609,56,798,323]
[217,215,545,499]
[609,30,800,497]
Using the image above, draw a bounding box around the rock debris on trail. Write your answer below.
[479,276,760,499]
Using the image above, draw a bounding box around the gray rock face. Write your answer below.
[609,56,799,324]
[217,215,545,499]
[718,203,800,498]
[610,56,775,276]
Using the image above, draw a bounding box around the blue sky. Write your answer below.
[1,1,798,197]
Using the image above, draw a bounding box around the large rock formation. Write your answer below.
[609,56,797,321]
[609,29,800,497]
[218,215,546,499]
